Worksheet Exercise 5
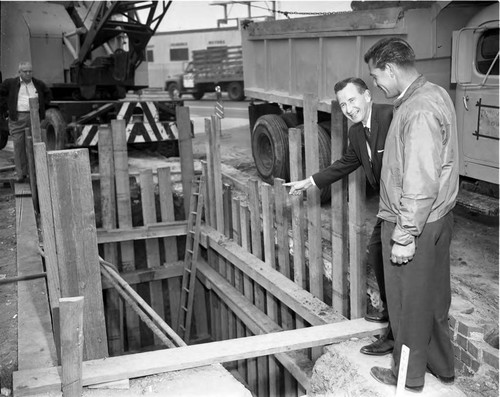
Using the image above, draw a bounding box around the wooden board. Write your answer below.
[12,317,384,395]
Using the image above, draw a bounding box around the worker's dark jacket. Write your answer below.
[312,103,393,191]
[0,77,51,121]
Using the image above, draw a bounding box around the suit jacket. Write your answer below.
[0,77,51,121]
[312,103,393,191]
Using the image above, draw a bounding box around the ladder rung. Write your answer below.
[187,249,194,254]
[184,268,191,273]
[183,287,189,292]
[192,192,200,196]
[179,325,186,331]
[182,306,188,311]
[189,230,196,235]
[191,211,197,215]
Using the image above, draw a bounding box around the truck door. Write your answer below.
[452,24,499,185]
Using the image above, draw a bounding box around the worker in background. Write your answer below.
[365,37,458,392]
[284,77,394,356]
[0,61,51,182]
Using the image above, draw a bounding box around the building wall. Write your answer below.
[147,27,241,88]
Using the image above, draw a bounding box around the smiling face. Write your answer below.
[368,60,399,99]
[336,82,372,125]
[18,63,33,84]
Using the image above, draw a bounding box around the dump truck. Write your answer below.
[242,1,499,201]
[165,45,245,101]
[0,1,183,151]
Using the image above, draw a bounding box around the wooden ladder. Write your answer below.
[177,175,205,341]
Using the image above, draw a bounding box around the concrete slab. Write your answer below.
[309,338,466,397]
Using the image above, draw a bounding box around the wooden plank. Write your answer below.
[25,133,39,214]
[201,227,345,326]
[97,221,187,243]
[348,167,366,319]
[101,263,183,289]
[261,183,278,397]
[48,149,108,360]
[98,125,123,355]
[204,122,216,228]
[303,93,323,301]
[112,119,140,350]
[33,143,61,324]
[140,169,166,345]
[211,115,225,232]
[330,101,349,315]
[28,97,42,143]
[223,184,235,344]
[158,167,181,331]
[16,185,58,371]
[12,318,384,395]
[60,297,84,397]
[176,106,195,216]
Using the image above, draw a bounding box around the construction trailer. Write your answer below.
[242,1,499,200]
[0,1,183,151]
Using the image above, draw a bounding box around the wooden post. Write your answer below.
[210,115,224,232]
[48,149,108,359]
[140,169,165,345]
[348,167,366,319]
[303,93,323,301]
[330,101,349,316]
[176,106,194,217]
[98,125,123,355]
[25,130,39,213]
[29,97,42,143]
[33,143,61,330]
[60,296,84,397]
[112,119,140,351]
[158,167,181,330]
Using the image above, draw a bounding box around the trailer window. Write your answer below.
[146,50,154,62]
[476,28,499,75]
[170,48,189,62]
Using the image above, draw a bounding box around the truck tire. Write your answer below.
[41,108,67,150]
[166,82,182,99]
[280,112,299,128]
[252,114,289,183]
[227,82,245,101]
[296,123,332,203]
[192,90,204,100]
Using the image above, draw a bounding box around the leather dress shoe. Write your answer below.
[364,310,388,323]
[370,366,424,393]
[427,365,455,384]
[360,336,394,356]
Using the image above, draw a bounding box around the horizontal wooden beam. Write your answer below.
[13,318,384,395]
[101,263,183,290]
[196,259,314,389]
[200,226,345,325]
[97,221,187,243]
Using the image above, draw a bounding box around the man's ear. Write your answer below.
[386,63,396,78]
[364,89,372,102]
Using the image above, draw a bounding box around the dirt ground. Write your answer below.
[0,122,498,396]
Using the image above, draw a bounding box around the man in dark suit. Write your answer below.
[284,77,394,355]
[0,61,51,182]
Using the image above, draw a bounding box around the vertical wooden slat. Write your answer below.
[29,97,42,143]
[330,101,350,316]
[25,131,39,213]
[261,183,278,397]
[33,143,61,328]
[239,202,257,394]
[140,169,165,345]
[112,119,140,351]
[223,184,235,339]
[60,296,84,397]
[98,125,123,355]
[48,149,108,359]
[157,167,181,330]
[303,93,323,301]
[176,106,194,216]
[210,115,225,232]
[349,168,366,319]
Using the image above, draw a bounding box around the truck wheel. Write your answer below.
[227,82,245,101]
[167,82,182,99]
[252,114,289,183]
[41,108,67,150]
[192,91,204,100]
[296,123,332,203]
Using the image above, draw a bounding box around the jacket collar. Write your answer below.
[393,75,426,110]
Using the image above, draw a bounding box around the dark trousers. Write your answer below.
[368,218,393,340]
[382,212,455,387]
[9,112,31,177]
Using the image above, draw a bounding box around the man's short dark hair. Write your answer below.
[334,77,369,94]
[364,37,416,70]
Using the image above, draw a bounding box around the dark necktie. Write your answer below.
[364,126,372,145]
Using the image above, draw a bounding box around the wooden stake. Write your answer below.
[176,106,195,216]
[60,296,84,397]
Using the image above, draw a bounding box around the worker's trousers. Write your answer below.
[9,113,31,178]
[382,212,455,387]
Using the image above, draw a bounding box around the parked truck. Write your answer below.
[242,1,499,202]
[0,1,183,151]
[165,45,245,101]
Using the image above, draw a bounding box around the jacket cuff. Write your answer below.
[391,224,415,246]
